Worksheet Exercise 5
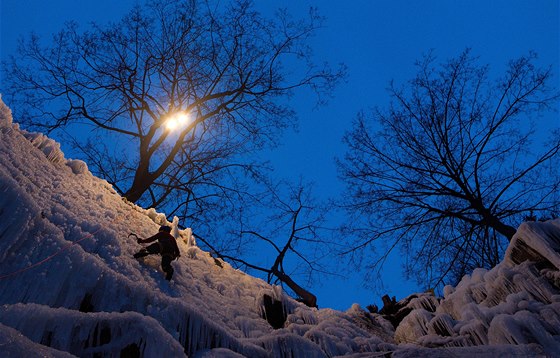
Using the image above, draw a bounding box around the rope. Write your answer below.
[0,225,103,280]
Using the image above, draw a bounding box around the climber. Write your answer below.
[133,225,180,280]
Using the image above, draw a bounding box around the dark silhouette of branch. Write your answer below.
[3,0,345,210]
[339,49,559,289]
[190,181,332,308]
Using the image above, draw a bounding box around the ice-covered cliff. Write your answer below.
[0,96,559,357]
[388,219,560,355]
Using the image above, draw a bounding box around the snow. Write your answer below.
[392,241,560,355]
[0,95,559,356]
[0,95,12,127]
[0,323,75,358]
[0,303,185,357]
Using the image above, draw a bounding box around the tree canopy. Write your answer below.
[339,50,559,289]
[4,0,343,216]
[2,0,344,302]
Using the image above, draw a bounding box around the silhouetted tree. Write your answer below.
[339,50,559,289]
[195,180,333,307]
[3,0,343,222]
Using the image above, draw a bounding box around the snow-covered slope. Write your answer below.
[0,96,559,357]
[393,221,560,354]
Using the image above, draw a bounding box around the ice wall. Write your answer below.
[0,97,559,357]
[0,104,399,357]
[393,218,560,356]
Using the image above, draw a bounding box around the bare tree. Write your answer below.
[3,0,343,218]
[195,180,334,307]
[338,50,559,290]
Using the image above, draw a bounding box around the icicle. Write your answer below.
[289,306,319,325]
[427,313,456,337]
[0,303,186,356]
[505,220,560,269]
[171,216,179,238]
[458,319,488,346]
[182,227,197,247]
[394,309,434,344]
[408,294,438,312]
[258,333,327,358]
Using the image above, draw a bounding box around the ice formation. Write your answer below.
[0,96,559,356]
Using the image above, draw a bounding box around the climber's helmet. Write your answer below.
[159,225,172,233]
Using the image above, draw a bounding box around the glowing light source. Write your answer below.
[164,111,190,131]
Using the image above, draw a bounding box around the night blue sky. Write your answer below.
[1,0,558,310]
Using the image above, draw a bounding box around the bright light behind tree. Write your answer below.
[164,111,191,131]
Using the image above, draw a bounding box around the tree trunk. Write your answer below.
[472,200,517,241]
[124,162,155,203]
[480,208,517,241]
[491,219,517,242]
[274,270,317,308]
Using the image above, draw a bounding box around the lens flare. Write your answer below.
[164,111,190,131]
